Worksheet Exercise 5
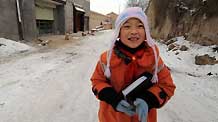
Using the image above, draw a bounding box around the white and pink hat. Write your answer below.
[104,7,158,83]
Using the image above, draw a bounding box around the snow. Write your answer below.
[158,37,218,122]
[0,31,218,122]
[0,38,34,57]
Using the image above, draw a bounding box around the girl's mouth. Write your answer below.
[128,37,139,41]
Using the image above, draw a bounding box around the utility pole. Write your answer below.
[15,0,24,40]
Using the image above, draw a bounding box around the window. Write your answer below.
[36,20,53,35]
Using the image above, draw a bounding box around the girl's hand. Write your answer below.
[134,98,148,122]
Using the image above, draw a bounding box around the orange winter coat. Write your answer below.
[91,44,176,122]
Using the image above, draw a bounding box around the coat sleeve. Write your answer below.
[147,56,176,108]
[137,46,176,109]
[90,52,112,98]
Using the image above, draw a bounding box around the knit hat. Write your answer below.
[104,7,158,83]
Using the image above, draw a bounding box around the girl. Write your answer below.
[91,7,176,122]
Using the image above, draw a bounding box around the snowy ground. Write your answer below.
[0,31,218,122]
[0,38,35,58]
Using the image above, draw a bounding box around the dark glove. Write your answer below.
[134,98,148,122]
[98,87,123,110]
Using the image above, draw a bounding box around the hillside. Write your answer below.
[146,0,218,45]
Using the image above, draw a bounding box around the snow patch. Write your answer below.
[0,38,34,57]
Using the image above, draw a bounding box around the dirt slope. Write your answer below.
[146,0,218,45]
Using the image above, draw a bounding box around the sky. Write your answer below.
[90,0,127,15]
[0,31,218,122]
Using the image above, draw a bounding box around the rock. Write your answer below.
[82,32,86,36]
[0,102,5,106]
[168,43,178,51]
[0,43,6,46]
[165,38,177,45]
[195,54,218,65]
[212,46,218,53]
[180,45,189,51]
[172,46,179,51]
[207,72,213,76]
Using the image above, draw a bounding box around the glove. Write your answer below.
[98,87,122,109]
[134,98,148,122]
[116,100,135,116]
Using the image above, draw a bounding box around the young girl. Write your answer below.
[90,7,176,122]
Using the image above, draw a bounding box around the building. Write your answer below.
[64,0,90,33]
[89,11,108,30]
[73,0,90,32]
[90,11,115,30]
[0,0,37,41]
[106,12,118,29]
[0,0,90,41]
[35,0,66,35]
[89,11,118,31]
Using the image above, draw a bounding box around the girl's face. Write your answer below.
[119,18,146,48]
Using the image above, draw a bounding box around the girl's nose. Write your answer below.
[130,28,138,35]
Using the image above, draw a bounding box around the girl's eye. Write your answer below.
[122,25,130,29]
[138,24,144,28]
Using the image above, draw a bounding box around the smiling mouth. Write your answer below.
[128,37,139,41]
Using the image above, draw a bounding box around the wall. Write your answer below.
[89,11,109,30]
[64,0,90,33]
[64,0,74,33]
[36,0,66,35]
[0,0,19,40]
[55,5,65,34]
[74,0,90,16]
[107,12,118,29]
[0,0,37,41]
[74,0,90,31]
[21,0,37,41]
